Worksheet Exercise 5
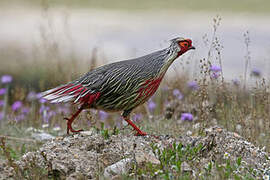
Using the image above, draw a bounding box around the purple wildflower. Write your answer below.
[90,109,97,114]
[48,110,56,117]
[181,113,193,121]
[27,91,37,101]
[0,100,4,107]
[15,114,25,122]
[132,113,143,122]
[0,112,4,120]
[187,81,199,90]
[0,88,6,95]
[164,99,169,107]
[1,75,12,84]
[39,105,50,114]
[210,65,222,72]
[36,93,42,99]
[211,72,220,79]
[173,89,180,96]
[21,107,30,114]
[173,89,183,100]
[99,110,108,121]
[39,98,47,104]
[232,79,240,86]
[251,68,261,77]
[147,100,156,112]
[12,101,22,111]
[37,93,47,103]
[42,110,56,124]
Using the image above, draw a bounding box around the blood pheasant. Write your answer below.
[42,37,195,136]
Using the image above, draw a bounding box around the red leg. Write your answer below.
[123,116,147,136]
[64,107,84,134]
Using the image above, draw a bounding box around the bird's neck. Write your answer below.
[158,49,179,76]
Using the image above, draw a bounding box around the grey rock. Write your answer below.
[135,151,160,166]
[32,132,55,141]
[181,161,192,172]
[103,158,132,178]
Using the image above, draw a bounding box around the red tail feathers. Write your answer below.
[41,83,100,105]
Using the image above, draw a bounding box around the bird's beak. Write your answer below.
[189,46,195,50]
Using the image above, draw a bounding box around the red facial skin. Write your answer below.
[178,39,195,56]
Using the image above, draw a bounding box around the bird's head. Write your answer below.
[170,37,195,57]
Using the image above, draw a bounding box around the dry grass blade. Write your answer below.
[0,135,37,143]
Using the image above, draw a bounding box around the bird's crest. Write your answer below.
[170,37,186,43]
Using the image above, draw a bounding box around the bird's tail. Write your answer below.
[41,83,88,104]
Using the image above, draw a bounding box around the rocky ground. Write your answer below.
[1,126,270,179]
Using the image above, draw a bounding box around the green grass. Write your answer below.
[130,142,256,179]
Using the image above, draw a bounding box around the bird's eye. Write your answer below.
[179,42,189,48]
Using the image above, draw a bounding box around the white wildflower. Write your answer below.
[223,152,230,159]
[42,123,49,128]
[53,126,61,131]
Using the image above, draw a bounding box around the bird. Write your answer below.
[41,37,195,136]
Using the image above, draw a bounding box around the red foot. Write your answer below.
[64,117,83,134]
[123,117,147,136]
[64,107,84,134]
[135,131,147,136]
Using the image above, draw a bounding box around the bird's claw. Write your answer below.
[64,117,83,134]
[134,130,161,139]
[69,129,83,134]
[135,131,147,136]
